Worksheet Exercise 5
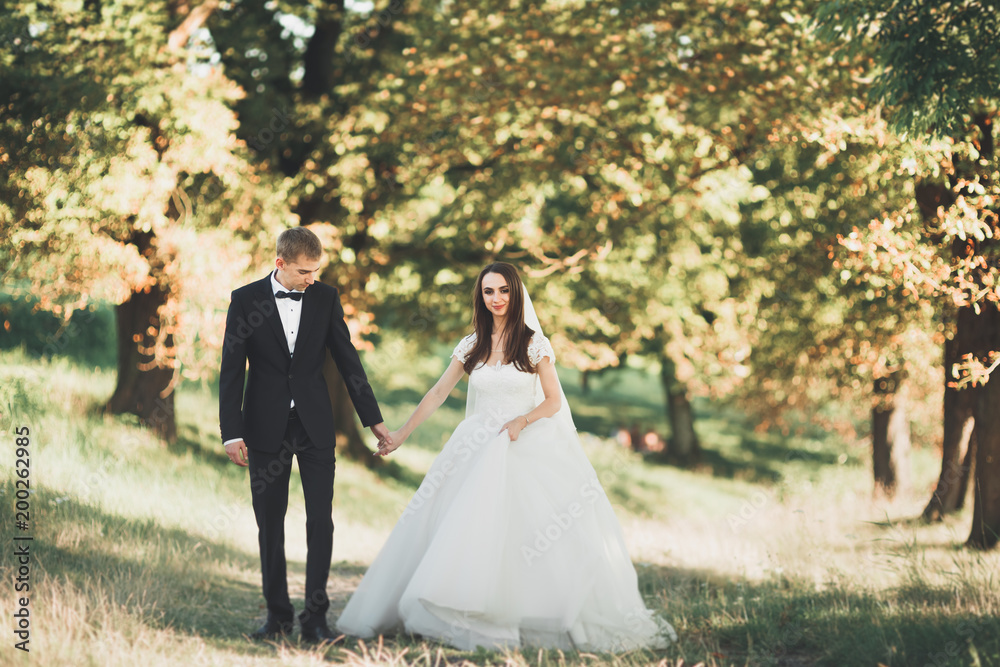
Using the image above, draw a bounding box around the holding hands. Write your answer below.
[372,423,403,457]
[375,415,528,456]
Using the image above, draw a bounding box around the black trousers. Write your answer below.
[247,410,336,629]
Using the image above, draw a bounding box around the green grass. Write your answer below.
[1,346,999,667]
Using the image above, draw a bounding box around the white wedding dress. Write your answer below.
[336,332,676,652]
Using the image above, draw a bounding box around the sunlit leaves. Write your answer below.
[0,0,290,382]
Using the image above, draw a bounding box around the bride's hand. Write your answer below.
[376,430,404,457]
[500,416,528,442]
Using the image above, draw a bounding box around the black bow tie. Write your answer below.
[275,290,303,301]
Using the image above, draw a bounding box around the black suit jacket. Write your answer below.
[219,274,383,453]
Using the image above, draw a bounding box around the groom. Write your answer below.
[219,226,391,644]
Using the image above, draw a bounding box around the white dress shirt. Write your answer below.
[270,270,304,362]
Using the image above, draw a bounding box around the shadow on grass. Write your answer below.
[0,482,328,655]
[323,561,1000,666]
[7,480,998,667]
[693,446,785,484]
[696,435,837,483]
[644,430,842,486]
[568,389,665,440]
[175,420,427,492]
[639,563,1000,667]
[173,422,232,466]
[371,458,426,491]
[603,475,667,517]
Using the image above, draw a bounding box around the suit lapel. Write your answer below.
[295,284,318,362]
[260,274,291,359]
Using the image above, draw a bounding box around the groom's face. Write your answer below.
[275,254,322,291]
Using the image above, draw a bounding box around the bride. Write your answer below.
[336,262,676,652]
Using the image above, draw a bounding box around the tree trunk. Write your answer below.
[913,139,984,526]
[302,1,345,99]
[871,370,910,498]
[323,351,384,469]
[106,231,177,442]
[963,112,999,549]
[660,353,699,464]
[955,438,977,512]
[967,302,1000,549]
[923,314,977,520]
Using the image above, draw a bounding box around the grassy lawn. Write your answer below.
[1,345,998,667]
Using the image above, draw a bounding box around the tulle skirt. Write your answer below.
[336,411,676,651]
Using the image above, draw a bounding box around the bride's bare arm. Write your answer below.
[376,357,466,456]
[500,357,562,441]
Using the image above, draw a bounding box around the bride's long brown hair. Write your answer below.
[463,262,537,374]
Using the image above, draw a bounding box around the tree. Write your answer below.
[816,0,1000,547]
[734,105,947,497]
[335,0,853,467]
[0,1,289,441]
[300,0,942,474]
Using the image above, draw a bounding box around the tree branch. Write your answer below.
[167,0,219,51]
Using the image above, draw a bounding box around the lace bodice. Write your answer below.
[451,333,556,420]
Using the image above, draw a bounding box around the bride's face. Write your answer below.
[481,272,511,319]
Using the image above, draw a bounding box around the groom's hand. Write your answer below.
[370,422,391,443]
[370,423,398,457]
[225,439,249,467]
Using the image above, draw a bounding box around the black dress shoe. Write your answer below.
[300,624,341,646]
[250,617,293,641]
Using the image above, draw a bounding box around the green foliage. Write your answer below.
[734,110,945,421]
[816,0,1000,390]
[0,0,291,382]
[356,0,947,430]
[1,0,977,434]
[0,291,116,367]
[815,0,1000,137]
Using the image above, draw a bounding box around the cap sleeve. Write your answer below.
[527,333,555,366]
[451,334,476,364]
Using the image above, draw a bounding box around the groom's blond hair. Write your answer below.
[277,227,322,262]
